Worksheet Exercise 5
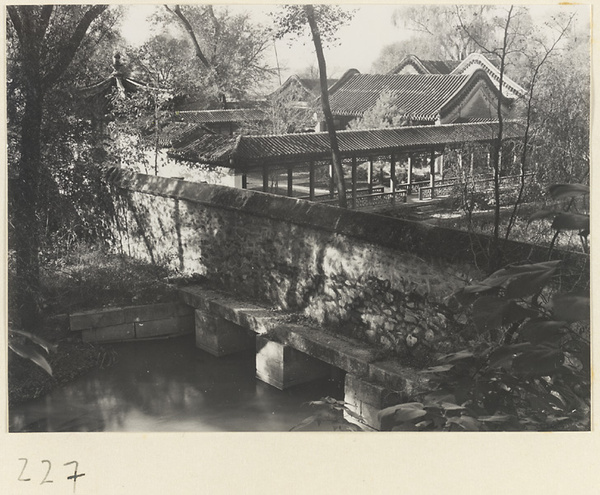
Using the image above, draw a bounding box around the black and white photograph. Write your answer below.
[5,0,591,442]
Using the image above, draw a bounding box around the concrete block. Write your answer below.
[123,302,181,323]
[70,308,125,331]
[268,325,378,375]
[135,314,194,339]
[82,323,135,343]
[256,336,331,390]
[344,374,402,431]
[195,310,253,357]
[368,360,430,399]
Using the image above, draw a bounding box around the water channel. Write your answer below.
[9,335,345,432]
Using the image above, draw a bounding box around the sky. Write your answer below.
[119,3,590,87]
[120,4,411,81]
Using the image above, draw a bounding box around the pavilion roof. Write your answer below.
[389,55,461,75]
[169,120,525,169]
[327,68,516,122]
[176,108,267,124]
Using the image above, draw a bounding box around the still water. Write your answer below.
[10,335,344,432]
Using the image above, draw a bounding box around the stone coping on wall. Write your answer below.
[70,301,194,343]
[179,284,428,396]
[111,171,588,270]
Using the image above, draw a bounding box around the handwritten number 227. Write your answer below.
[18,458,85,492]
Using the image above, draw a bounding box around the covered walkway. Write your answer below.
[168,120,525,209]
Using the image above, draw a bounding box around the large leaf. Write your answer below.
[502,301,538,325]
[420,364,454,373]
[512,345,563,375]
[528,209,557,224]
[548,184,589,200]
[9,329,58,354]
[438,350,475,363]
[488,343,532,369]
[446,415,481,431]
[477,261,560,291]
[519,319,567,344]
[551,212,589,232]
[472,296,509,332]
[378,402,427,423]
[504,266,559,299]
[9,341,53,376]
[552,293,590,322]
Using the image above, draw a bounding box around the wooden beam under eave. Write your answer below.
[287,165,293,197]
[351,156,357,209]
[309,161,315,201]
[262,166,269,192]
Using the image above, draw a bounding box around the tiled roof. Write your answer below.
[388,55,461,76]
[168,120,524,168]
[157,122,213,148]
[328,73,471,120]
[176,108,267,124]
[420,59,461,74]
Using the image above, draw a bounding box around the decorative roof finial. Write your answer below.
[112,52,124,75]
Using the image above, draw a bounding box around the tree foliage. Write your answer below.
[392,5,501,61]
[348,91,411,130]
[161,4,276,104]
[7,5,114,332]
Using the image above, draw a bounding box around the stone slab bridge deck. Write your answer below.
[179,285,428,431]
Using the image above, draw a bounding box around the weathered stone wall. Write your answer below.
[108,172,587,357]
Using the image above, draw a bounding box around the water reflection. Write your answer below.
[10,335,344,432]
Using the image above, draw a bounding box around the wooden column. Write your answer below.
[309,161,315,201]
[329,163,335,199]
[242,173,247,189]
[368,157,374,193]
[470,153,474,177]
[498,148,503,176]
[351,156,357,209]
[262,166,269,192]
[429,150,436,198]
[407,154,413,194]
[287,165,293,197]
[390,154,396,205]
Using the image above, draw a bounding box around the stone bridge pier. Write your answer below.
[181,285,428,431]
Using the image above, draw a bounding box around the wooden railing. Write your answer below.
[418,173,535,200]
[300,186,384,201]
[320,189,407,208]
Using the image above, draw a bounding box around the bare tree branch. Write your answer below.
[164,4,212,69]
[42,5,108,88]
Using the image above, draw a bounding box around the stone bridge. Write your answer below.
[103,171,585,429]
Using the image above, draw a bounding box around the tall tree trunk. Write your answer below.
[305,5,347,208]
[8,5,108,332]
[14,83,44,332]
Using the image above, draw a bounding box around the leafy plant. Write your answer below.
[8,328,57,376]
[379,260,589,431]
[528,183,589,253]
[291,396,362,431]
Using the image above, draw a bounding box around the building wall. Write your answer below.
[109,172,586,358]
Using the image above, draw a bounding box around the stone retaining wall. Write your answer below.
[108,172,587,356]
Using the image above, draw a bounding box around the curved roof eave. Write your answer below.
[439,68,515,118]
[452,53,527,98]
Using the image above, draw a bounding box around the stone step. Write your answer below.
[179,286,283,334]
[267,324,381,377]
